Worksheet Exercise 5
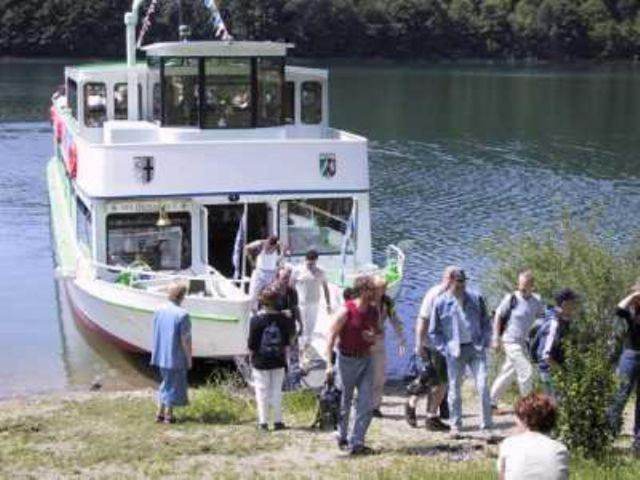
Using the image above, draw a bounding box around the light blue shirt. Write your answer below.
[150,302,191,370]
[428,290,491,358]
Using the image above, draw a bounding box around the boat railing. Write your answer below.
[85,260,248,301]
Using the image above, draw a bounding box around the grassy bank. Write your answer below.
[0,384,638,479]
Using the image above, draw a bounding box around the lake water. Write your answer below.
[1,59,640,397]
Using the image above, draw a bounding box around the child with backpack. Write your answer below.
[248,287,292,431]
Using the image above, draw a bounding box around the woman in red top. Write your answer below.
[325,275,379,455]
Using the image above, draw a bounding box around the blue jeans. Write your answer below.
[446,344,492,430]
[337,352,374,449]
[608,349,640,445]
[538,362,556,399]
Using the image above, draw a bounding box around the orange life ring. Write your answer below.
[67,143,78,178]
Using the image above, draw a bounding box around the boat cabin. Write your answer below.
[64,41,328,141]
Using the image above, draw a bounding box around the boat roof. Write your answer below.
[142,41,293,58]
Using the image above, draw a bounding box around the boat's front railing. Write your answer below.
[84,260,248,300]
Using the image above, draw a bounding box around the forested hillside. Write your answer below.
[2,0,640,59]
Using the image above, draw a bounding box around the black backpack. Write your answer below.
[258,316,284,359]
[527,316,549,364]
[497,293,518,336]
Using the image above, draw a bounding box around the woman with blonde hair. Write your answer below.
[150,282,192,424]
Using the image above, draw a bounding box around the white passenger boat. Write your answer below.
[47,1,405,366]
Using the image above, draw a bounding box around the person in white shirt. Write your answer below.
[290,249,332,352]
[498,393,569,480]
[245,236,281,311]
[490,270,545,410]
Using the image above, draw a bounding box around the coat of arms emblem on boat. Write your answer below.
[319,153,337,178]
[134,156,155,183]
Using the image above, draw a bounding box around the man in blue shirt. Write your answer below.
[429,268,492,437]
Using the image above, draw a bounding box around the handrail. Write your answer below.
[84,259,247,299]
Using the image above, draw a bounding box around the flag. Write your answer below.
[203,0,233,41]
[137,0,159,48]
[232,208,246,279]
[339,203,356,286]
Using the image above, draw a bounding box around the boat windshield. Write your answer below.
[106,212,191,270]
[278,198,355,256]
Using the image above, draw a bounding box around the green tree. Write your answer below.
[478,0,514,56]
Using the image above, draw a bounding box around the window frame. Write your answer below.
[67,78,78,120]
[159,56,287,129]
[105,211,193,271]
[301,81,323,125]
[83,82,108,128]
[277,198,356,257]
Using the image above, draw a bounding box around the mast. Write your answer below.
[124,0,146,121]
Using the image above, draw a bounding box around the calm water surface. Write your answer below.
[1,59,639,396]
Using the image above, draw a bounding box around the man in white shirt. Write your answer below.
[291,249,332,351]
[490,270,545,410]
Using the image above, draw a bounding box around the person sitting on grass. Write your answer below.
[498,393,568,480]
[150,282,192,424]
[248,287,291,431]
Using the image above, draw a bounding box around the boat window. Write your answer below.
[152,82,161,121]
[114,83,128,120]
[163,57,199,127]
[84,82,107,127]
[106,212,192,270]
[283,81,295,125]
[76,197,92,254]
[67,79,78,120]
[301,81,322,124]
[203,58,252,128]
[257,57,284,127]
[278,198,355,256]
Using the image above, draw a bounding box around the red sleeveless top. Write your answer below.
[338,300,379,354]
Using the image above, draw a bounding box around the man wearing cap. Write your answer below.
[535,288,579,397]
[429,268,493,438]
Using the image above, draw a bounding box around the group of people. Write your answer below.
[148,253,640,477]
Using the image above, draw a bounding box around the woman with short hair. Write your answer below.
[248,287,291,430]
[498,393,568,480]
[150,282,192,424]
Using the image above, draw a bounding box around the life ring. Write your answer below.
[67,143,78,179]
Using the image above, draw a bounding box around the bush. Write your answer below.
[177,372,255,424]
[483,215,640,458]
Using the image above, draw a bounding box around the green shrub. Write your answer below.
[177,372,255,424]
[483,215,640,458]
